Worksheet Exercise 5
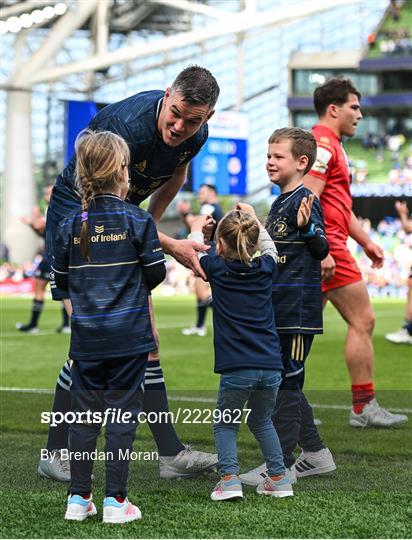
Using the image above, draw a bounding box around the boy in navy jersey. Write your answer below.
[240,128,336,486]
[52,130,166,523]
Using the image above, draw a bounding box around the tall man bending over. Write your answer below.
[304,78,407,428]
[40,66,220,481]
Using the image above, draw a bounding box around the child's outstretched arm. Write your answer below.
[236,202,278,262]
[297,194,329,260]
[188,215,214,259]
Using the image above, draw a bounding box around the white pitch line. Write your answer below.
[1,387,411,414]
[1,323,201,338]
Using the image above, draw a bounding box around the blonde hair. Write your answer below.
[74,129,130,261]
[216,210,260,266]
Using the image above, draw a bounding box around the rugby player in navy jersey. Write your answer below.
[240,128,336,486]
[39,66,220,482]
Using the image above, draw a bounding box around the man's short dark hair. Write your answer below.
[171,65,220,109]
[268,127,317,175]
[199,183,218,194]
[314,78,361,117]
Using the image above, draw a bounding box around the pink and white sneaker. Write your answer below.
[103,497,142,524]
[64,494,97,521]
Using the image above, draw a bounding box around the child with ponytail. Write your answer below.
[51,129,166,524]
[189,208,293,501]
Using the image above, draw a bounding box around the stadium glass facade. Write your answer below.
[0,0,388,201]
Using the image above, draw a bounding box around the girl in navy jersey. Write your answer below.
[189,208,293,501]
[52,130,166,524]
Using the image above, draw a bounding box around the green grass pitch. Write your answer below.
[1,296,411,538]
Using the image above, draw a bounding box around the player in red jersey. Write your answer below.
[304,78,407,428]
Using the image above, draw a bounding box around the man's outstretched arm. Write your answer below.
[148,164,209,278]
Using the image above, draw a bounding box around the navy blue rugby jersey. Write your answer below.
[200,254,283,374]
[266,184,327,335]
[51,195,166,361]
[51,90,209,212]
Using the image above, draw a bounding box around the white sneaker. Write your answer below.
[103,497,141,524]
[210,475,243,501]
[57,325,71,334]
[239,463,296,486]
[159,445,218,479]
[294,447,336,477]
[181,326,207,337]
[65,494,97,521]
[385,328,412,345]
[256,475,294,498]
[38,449,70,482]
[349,399,408,428]
[16,323,39,334]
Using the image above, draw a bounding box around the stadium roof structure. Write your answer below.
[2,0,361,262]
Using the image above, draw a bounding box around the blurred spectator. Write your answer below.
[0,243,9,262]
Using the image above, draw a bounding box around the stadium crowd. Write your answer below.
[3,216,410,300]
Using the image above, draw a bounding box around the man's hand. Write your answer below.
[364,240,384,269]
[168,238,210,279]
[321,253,336,282]
[297,194,315,229]
[236,202,257,218]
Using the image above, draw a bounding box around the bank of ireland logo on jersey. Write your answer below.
[95,225,104,234]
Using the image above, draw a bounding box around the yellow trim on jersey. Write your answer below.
[277,326,322,331]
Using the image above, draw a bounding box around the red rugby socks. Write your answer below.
[352,382,374,414]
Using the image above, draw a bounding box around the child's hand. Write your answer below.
[191,214,213,233]
[297,194,315,228]
[202,216,216,240]
[236,202,257,218]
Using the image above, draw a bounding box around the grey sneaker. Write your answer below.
[294,447,336,477]
[256,475,293,498]
[385,328,412,345]
[38,449,70,482]
[239,463,296,486]
[349,399,408,428]
[159,445,218,479]
[210,474,243,501]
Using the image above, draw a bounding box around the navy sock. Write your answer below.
[143,361,184,456]
[29,299,44,327]
[46,361,71,451]
[403,319,412,335]
[196,297,212,328]
[61,303,70,327]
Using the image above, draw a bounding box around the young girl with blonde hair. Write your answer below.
[189,207,293,501]
[52,129,166,523]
